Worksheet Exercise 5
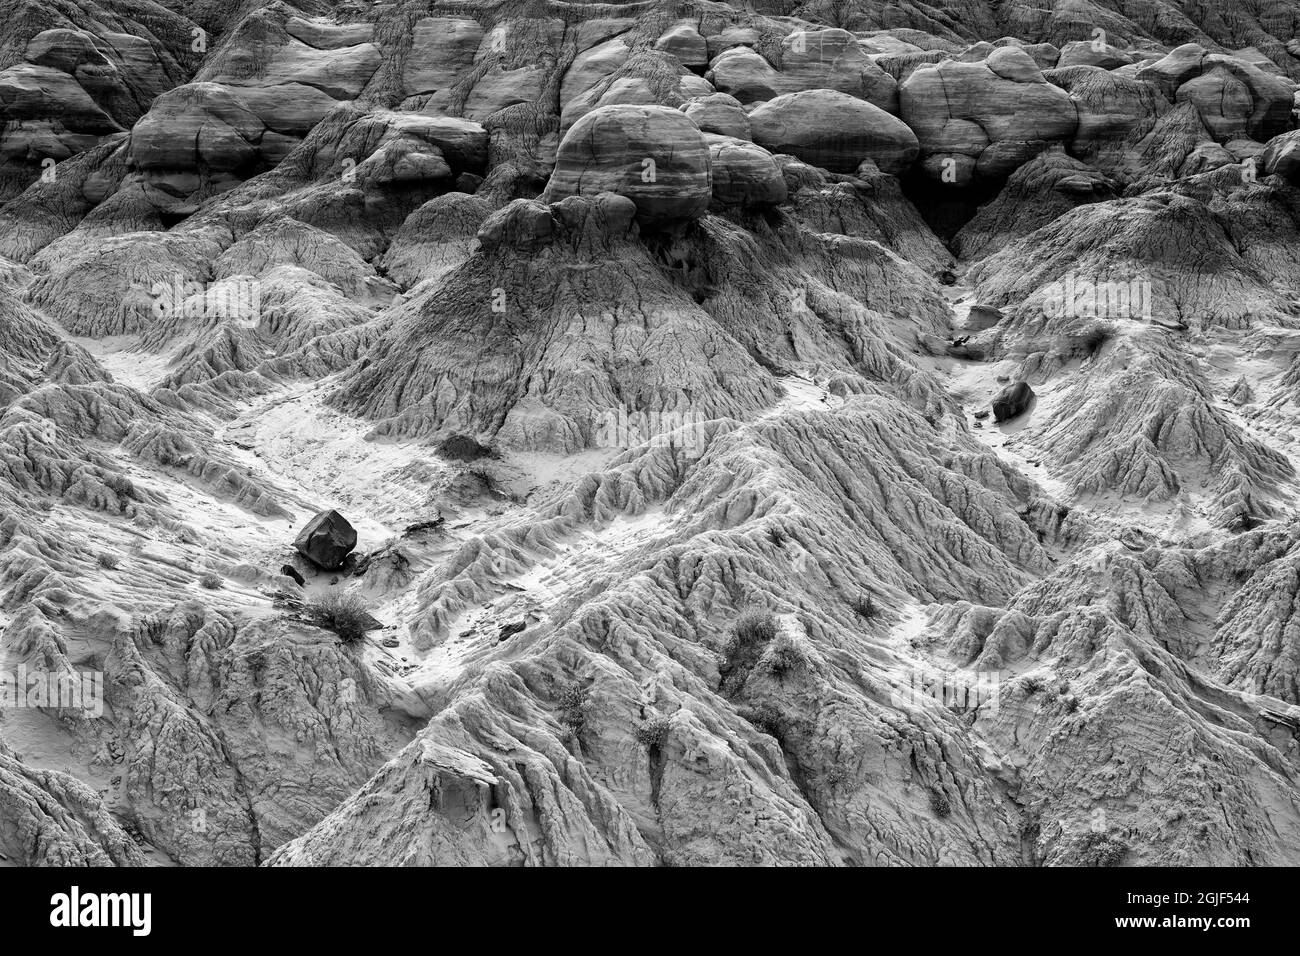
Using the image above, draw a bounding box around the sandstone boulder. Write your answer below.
[377,114,489,175]
[705,135,787,206]
[1176,67,1253,141]
[285,17,374,49]
[357,135,453,185]
[900,54,1077,183]
[1261,130,1300,185]
[748,89,919,175]
[561,38,632,109]
[682,93,751,139]
[0,63,122,138]
[475,198,556,251]
[967,303,1004,331]
[1138,43,1209,97]
[559,51,712,133]
[1056,40,1132,71]
[128,82,264,212]
[464,66,547,121]
[212,37,380,101]
[229,83,340,137]
[382,192,492,286]
[541,104,712,226]
[294,510,358,570]
[705,29,897,110]
[992,381,1034,422]
[401,17,484,99]
[655,22,708,68]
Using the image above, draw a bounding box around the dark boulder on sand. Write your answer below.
[294,510,358,570]
[992,381,1035,422]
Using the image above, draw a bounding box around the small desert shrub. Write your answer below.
[720,609,778,694]
[729,609,777,654]
[310,591,372,644]
[824,764,849,787]
[198,572,223,590]
[1021,818,1041,850]
[850,593,880,620]
[97,552,121,570]
[929,787,952,818]
[557,681,588,733]
[765,634,807,678]
[633,714,671,750]
[1076,832,1127,867]
[742,702,787,739]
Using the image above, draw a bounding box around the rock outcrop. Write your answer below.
[748,89,919,175]
[542,104,712,226]
[900,51,1077,183]
[295,510,358,570]
[706,135,787,207]
[991,381,1034,422]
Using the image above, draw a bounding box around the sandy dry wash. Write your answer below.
[1,0,1300,867]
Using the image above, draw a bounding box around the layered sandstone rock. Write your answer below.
[705,135,787,207]
[900,50,1078,184]
[706,28,898,110]
[748,89,919,175]
[542,104,712,226]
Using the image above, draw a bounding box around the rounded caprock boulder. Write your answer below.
[541,104,712,226]
[1261,130,1300,186]
[747,89,919,175]
[899,53,1076,183]
[992,381,1035,423]
[294,509,358,570]
[706,135,787,206]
